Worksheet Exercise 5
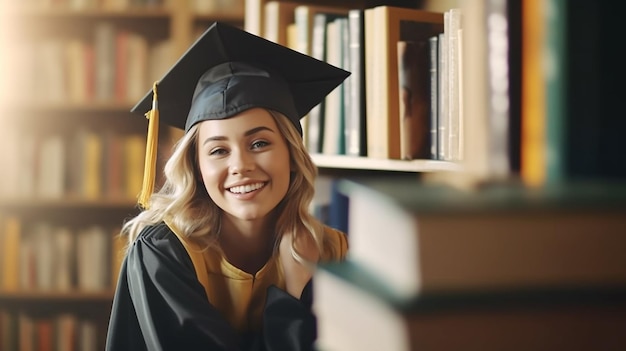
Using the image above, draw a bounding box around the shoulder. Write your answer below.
[137,222,174,240]
[130,222,195,271]
[321,225,348,261]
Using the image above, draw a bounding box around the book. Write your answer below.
[314,260,626,351]
[436,31,448,161]
[1,216,21,291]
[457,26,465,161]
[244,0,269,37]
[305,11,347,154]
[520,0,547,187]
[33,222,55,290]
[484,0,514,177]
[364,6,443,159]
[263,1,300,46]
[125,31,149,102]
[39,39,67,103]
[103,130,124,199]
[338,177,626,299]
[0,310,18,351]
[346,9,367,157]
[544,0,626,182]
[445,8,462,162]
[54,226,75,291]
[322,17,348,156]
[66,38,89,103]
[76,225,110,291]
[81,130,103,200]
[293,4,350,55]
[36,134,65,198]
[425,0,519,188]
[94,22,116,102]
[397,40,430,160]
[124,134,145,200]
[428,35,438,160]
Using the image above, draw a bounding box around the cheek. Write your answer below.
[198,161,223,191]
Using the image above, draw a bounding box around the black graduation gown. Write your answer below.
[105,223,317,351]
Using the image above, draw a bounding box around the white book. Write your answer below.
[125,32,149,102]
[37,134,65,199]
[34,222,55,290]
[447,8,462,161]
[54,227,75,291]
[322,19,343,155]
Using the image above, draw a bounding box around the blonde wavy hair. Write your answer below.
[121,109,339,263]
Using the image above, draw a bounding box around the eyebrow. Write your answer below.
[202,126,276,145]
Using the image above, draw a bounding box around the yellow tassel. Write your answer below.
[138,82,160,209]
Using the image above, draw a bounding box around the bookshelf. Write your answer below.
[243,0,626,350]
[0,1,244,349]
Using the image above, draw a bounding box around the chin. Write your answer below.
[231,209,271,221]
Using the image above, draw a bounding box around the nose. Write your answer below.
[229,149,255,174]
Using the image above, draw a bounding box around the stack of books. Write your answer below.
[313,177,626,351]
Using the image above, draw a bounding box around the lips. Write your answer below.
[228,182,266,194]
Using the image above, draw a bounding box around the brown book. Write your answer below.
[315,260,626,351]
[340,178,626,299]
[365,6,443,159]
[397,40,430,160]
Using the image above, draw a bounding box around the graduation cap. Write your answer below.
[132,22,350,208]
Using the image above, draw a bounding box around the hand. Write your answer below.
[279,231,320,299]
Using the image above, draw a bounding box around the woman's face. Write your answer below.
[197,108,291,222]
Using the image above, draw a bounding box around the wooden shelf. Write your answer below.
[193,10,246,23]
[1,7,172,19]
[0,290,115,302]
[0,197,139,210]
[1,101,136,114]
[311,154,462,173]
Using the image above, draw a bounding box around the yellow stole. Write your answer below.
[164,219,347,332]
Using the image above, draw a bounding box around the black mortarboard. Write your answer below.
[132,22,350,208]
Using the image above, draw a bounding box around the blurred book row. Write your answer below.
[0,128,145,201]
[5,0,164,10]
[0,217,125,292]
[4,22,172,106]
[0,312,102,351]
[4,0,244,13]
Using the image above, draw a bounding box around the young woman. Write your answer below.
[105,23,350,350]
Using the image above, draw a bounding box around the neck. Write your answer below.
[219,214,277,274]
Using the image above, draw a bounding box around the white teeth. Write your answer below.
[229,182,264,194]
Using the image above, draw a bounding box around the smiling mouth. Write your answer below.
[228,182,266,194]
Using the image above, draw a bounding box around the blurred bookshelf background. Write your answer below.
[2,0,626,350]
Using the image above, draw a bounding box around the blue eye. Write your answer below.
[251,140,269,149]
[209,148,228,156]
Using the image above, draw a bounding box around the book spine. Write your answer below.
[544,0,567,184]
[437,31,448,161]
[397,40,430,160]
[347,9,366,156]
[520,0,546,187]
[447,8,462,162]
[429,35,439,160]
[486,0,511,178]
